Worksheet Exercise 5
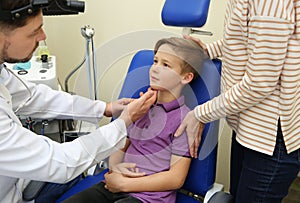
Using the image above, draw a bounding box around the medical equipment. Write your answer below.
[81,24,98,100]
[62,24,99,142]
[4,39,65,141]
[43,0,85,15]
[5,53,58,90]
[0,0,85,21]
[65,25,98,100]
[4,55,62,141]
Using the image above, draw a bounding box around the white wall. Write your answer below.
[43,0,231,192]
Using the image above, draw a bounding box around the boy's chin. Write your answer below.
[149,85,160,91]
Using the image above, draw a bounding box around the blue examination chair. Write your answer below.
[56,0,233,202]
[56,52,229,203]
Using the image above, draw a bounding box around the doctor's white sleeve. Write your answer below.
[0,104,127,182]
[3,68,106,122]
[0,65,127,182]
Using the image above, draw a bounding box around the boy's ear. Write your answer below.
[182,72,194,85]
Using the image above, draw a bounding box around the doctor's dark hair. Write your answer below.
[0,0,41,31]
[154,37,206,81]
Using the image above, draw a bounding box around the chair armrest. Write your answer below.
[203,183,223,203]
[22,180,46,201]
[207,191,234,203]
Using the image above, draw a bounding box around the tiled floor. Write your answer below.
[282,176,300,203]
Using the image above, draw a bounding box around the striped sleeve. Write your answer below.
[206,39,223,59]
[195,1,295,123]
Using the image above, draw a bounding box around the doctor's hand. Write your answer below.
[104,98,134,118]
[175,110,205,158]
[110,163,146,178]
[119,89,157,127]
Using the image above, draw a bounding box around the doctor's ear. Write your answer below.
[182,72,194,85]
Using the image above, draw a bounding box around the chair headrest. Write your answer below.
[161,0,211,28]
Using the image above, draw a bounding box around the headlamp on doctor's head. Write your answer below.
[0,0,85,21]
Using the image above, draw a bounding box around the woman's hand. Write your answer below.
[183,35,209,56]
[175,110,205,158]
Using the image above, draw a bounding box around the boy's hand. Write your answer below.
[110,163,145,178]
[104,171,126,193]
[105,163,146,193]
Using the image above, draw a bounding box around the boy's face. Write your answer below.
[149,44,186,92]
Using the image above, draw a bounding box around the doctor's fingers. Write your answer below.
[117,98,135,105]
[107,98,134,117]
[128,90,157,121]
[119,90,157,126]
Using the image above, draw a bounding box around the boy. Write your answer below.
[63,37,205,203]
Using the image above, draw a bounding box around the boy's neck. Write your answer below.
[156,90,181,103]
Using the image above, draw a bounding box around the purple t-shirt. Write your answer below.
[123,96,191,203]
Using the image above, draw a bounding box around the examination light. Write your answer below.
[0,0,85,21]
[43,0,85,15]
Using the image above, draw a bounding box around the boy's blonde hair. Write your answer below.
[154,37,206,81]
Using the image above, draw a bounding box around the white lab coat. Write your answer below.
[0,65,127,203]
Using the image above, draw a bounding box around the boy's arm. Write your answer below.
[104,155,191,193]
[108,138,145,177]
[108,138,130,169]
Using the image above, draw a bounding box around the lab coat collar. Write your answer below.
[0,64,4,84]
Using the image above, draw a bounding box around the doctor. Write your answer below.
[0,0,156,202]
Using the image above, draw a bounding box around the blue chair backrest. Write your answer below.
[161,0,211,27]
[159,1,221,201]
[119,50,221,202]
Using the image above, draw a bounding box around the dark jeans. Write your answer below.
[62,181,142,203]
[34,175,82,203]
[230,122,300,203]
